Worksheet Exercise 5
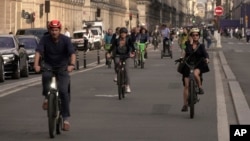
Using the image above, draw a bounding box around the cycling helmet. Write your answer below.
[189,28,200,35]
[48,19,62,29]
[119,27,128,34]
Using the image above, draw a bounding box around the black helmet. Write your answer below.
[119,27,128,34]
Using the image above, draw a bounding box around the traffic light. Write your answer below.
[129,13,132,20]
[96,8,101,17]
[40,4,44,18]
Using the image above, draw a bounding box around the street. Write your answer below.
[0,38,249,141]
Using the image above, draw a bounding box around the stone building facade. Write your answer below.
[0,0,190,35]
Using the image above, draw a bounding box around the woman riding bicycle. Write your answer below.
[179,28,209,112]
[107,27,135,93]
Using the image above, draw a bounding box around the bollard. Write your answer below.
[83,50,87,68]
[97,45,100,64]
[76,50,79,70]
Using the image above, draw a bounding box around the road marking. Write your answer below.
[214,52,229,141]
[0,60,106,98]
[95,94,117,97]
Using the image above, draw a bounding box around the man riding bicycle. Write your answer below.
[104,28,113,65]
[107,27,135,93]
[34,19,76,131]
[161,24,170,53]
[179,28,209,112]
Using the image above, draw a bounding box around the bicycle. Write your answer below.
[115,55,129,100]
[104,44,112,68]
[161,38,173,59]
[175,58,203,119]
[136,42,146,69]
[42,68,70,138]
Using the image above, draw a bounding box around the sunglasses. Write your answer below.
[192,34,199,37]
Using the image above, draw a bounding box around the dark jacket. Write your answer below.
[108,35,135,56]
[181,41,209,76]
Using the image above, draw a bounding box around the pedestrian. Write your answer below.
[64,27,70,37]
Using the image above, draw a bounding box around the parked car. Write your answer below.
[72,29,93,51]
[16,35,39,72]
[16,28,47,39]
[0,54,4,82]
[0,34,29,79]
[90,28,102,49]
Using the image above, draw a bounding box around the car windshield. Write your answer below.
[0,37,15,48]
[73,32,85,39]
[17,29,47,39]
[17,38,37,49]
[91,30,98,35]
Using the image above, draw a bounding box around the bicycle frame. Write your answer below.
[115,56,128,100]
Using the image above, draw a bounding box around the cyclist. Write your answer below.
[107,27,135,93]
[136,27,149,65]
[161,24,171,53]
[151,25,161,50]
[34,19,76,131]
[179,28,209,112]
[178,27,188,57]
[103,28,113,65]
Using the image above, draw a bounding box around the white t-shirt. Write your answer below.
[64,31,70,37]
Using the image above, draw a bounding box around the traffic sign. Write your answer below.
[215,6,224,16]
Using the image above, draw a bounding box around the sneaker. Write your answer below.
[42,99,48,110]
[198,88,204,95]
[181,105,188,112]
[113,75,117,82]
[125,86,131,93]
[63,120,70,131]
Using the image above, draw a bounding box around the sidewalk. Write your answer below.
[217,37,250,124]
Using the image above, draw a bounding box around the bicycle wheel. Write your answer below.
[189,79,195,119]
[117,70,122,100]
[121,70,126,98]
[48,93,57,138]
[56,115,63,134]
[140,52,144,69]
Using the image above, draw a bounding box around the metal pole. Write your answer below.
[75,50,79,70]
[97,47,100,64]
[83,50,87,68]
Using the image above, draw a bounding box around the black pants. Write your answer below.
[42,64,70,119]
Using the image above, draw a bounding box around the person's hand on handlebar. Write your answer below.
[67,65,75,72]
[205,58,209,64]
[34,65,41,73]
[107,53,111,59]
[130,52,135,58]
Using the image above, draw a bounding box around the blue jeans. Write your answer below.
[42,64,70,119]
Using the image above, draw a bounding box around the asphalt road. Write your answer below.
[0,40,246,141]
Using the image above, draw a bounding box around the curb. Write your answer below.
[218,50,250,124]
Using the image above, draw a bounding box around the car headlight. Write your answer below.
[29,54,35,58]
[2,54,15,63]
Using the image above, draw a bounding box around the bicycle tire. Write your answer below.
[56,115,63,134]
[48,93,57,138]
[141,53,144,69]
[121,69,126,98]
[189,79,195,119]
[117,70,122,100]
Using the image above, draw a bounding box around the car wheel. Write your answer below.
[0,58,5,82]
[12,61,20,79]
[20,54,29,77]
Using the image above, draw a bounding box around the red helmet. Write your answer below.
[48,19,62,29]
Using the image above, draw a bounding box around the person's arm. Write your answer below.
[34,37,45,72]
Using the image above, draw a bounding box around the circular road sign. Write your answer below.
[215,6,224,16]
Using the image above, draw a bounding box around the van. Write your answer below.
[72,29,94,51]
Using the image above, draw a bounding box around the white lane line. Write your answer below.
[214,52,229,141]
[0,60,106,98]
[229,81,250,124]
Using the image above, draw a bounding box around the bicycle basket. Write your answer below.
[104,44,111,50]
